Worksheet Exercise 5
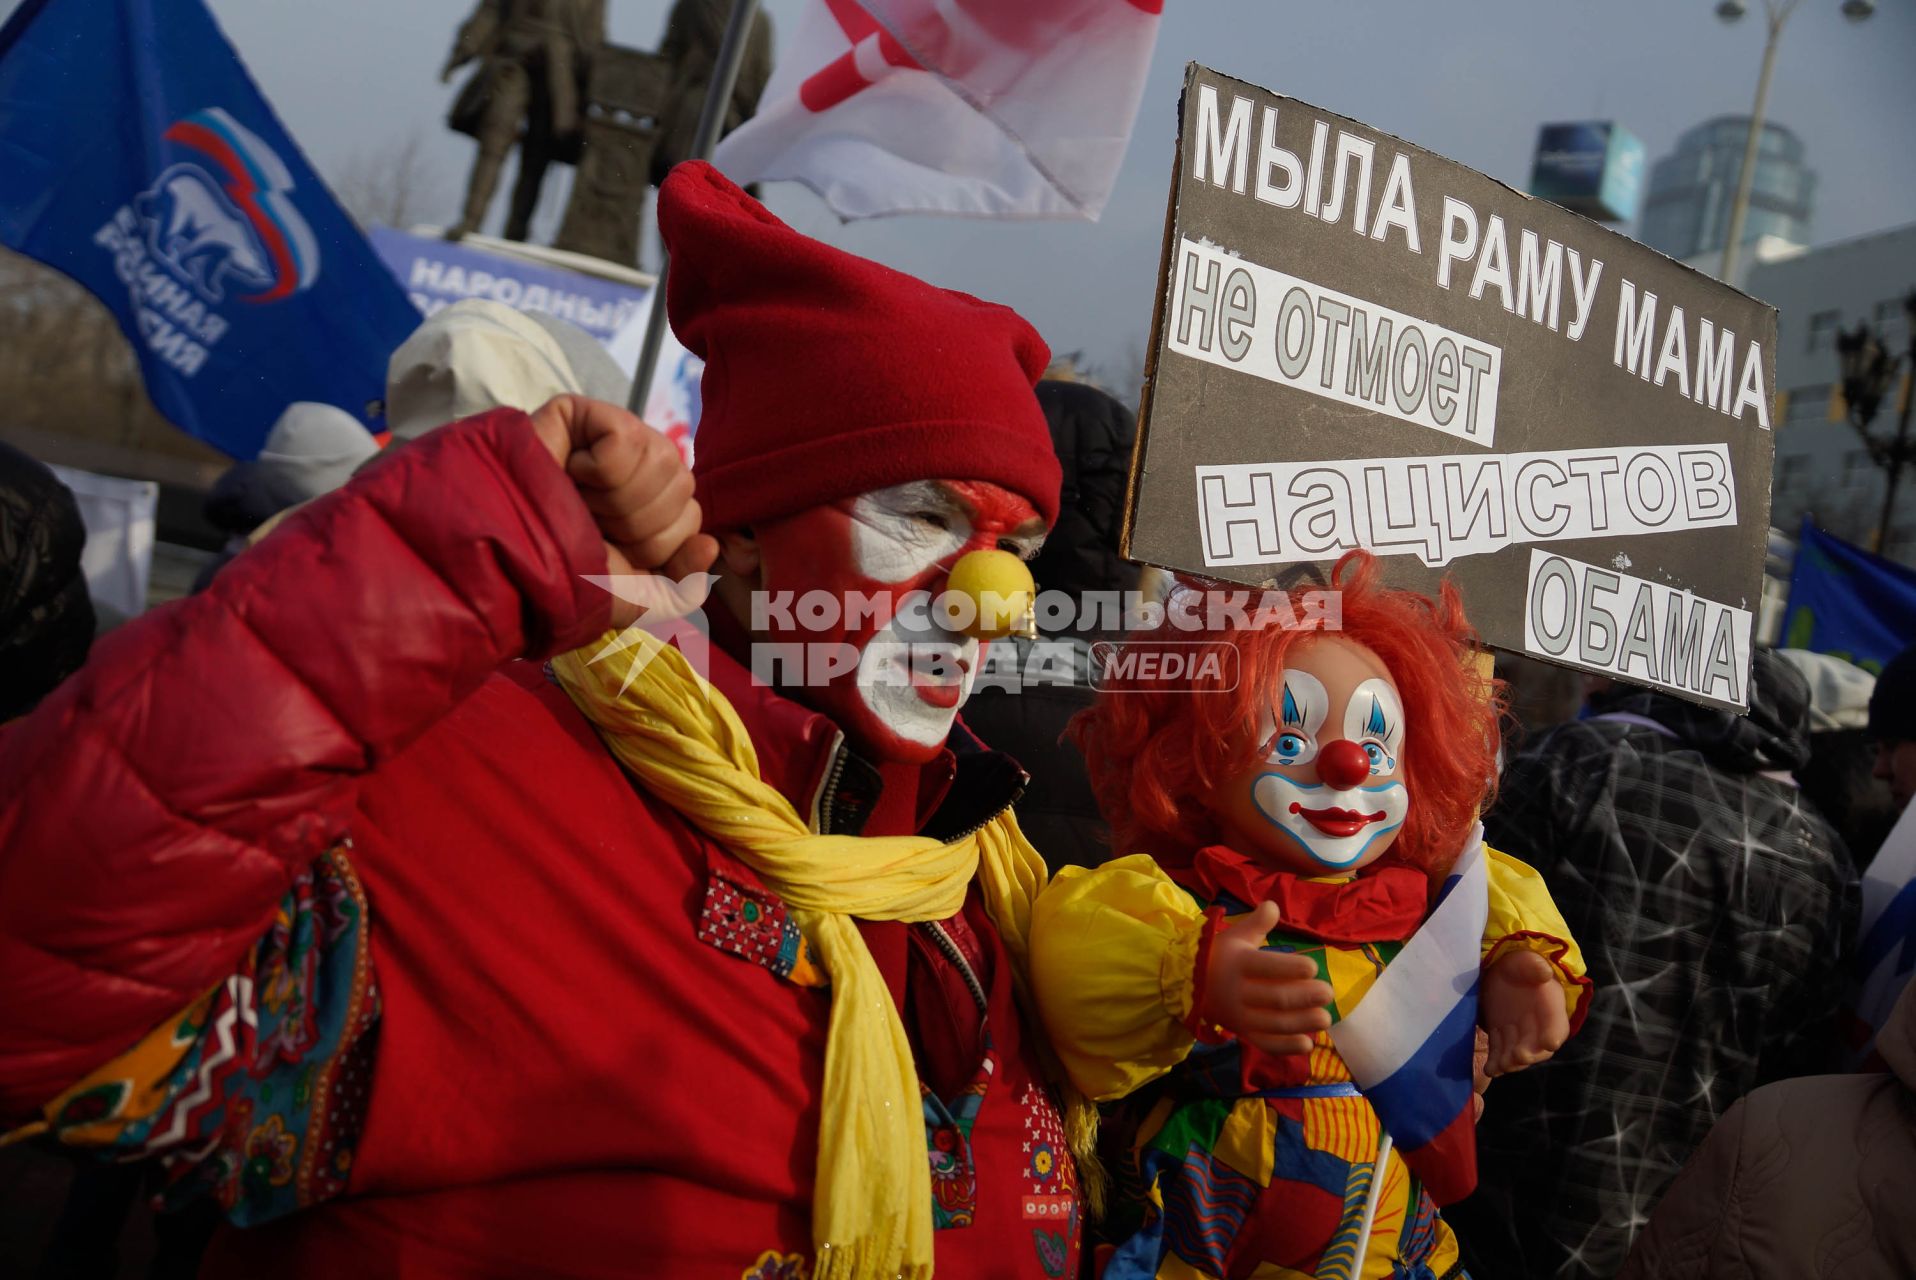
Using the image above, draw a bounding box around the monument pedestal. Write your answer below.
[554,46,670,268]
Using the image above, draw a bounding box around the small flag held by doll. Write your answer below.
[1329,827,1490,1208]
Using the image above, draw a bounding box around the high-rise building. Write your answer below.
[1638,116,1815,262]
[1758,221,1916,564]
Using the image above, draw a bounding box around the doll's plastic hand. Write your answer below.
[1199,901,1335,1057]
[1479,948,1569,1077]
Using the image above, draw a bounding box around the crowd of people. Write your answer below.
[0,161,1911,1280]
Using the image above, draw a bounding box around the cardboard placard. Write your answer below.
[1125,65,1776,710]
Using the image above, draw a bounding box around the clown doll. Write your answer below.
[1029,552,1592,1280]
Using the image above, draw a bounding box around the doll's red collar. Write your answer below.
[1181,844,1428,945]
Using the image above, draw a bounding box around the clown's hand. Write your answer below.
[529,395,719,627]
[1200,901,1334,1057]
[1480,948,1569,1077]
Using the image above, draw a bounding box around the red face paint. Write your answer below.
[751,480,1043,764]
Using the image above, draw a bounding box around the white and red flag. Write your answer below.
[712,0,1163,220]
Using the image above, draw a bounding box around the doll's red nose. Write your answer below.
[1317,740,1372,790]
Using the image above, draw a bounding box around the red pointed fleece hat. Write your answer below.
[658,161,1061,531]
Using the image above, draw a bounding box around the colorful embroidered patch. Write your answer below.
[697,874,826,988]
[1017,1081,1078,1221]
[923,1045,994,1229]
[29,845,380,1228]
[34,984,223,1147]
[740,1249,808,1280]
[1032,1226,1070,1278]
[1018,1082,1081,1278]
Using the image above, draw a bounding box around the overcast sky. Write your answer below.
[19,0,1916,372]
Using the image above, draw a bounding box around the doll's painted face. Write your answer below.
[1209,636,1410,875]
[749,479,1045,764]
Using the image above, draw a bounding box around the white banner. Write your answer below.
[47,464,158,619]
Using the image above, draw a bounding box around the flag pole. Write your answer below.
[1348,1131,1393,1280]
[626,0,761,414]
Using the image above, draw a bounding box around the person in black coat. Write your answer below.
[0,440,94,722]
[963,380,1139,872]
[1454,649,1859,1280]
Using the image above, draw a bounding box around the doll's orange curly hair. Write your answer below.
[1071,550,1503,885]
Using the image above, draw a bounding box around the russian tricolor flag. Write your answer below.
[1845,801,1916,1068]
[1329,828,1488,1207]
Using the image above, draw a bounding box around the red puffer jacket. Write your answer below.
[0,410,1082,1279]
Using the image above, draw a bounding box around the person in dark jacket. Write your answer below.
[1869,644,1916,814]
[1779,648,1897,870]
[0,441,94,721]
[962,380,1138,871]
[0,443,114,1276]
[1451,649,1860,1280]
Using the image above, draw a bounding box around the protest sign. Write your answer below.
[1124,65,1776,709]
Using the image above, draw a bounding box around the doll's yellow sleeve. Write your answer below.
[1482,845,1594,1033]
[1028,854,1215,1102]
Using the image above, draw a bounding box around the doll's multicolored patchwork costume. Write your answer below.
[1033,841,1591,1280]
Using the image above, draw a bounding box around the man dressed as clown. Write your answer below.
[0,163,1123,1280]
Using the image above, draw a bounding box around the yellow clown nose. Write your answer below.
[946,549,1038,640]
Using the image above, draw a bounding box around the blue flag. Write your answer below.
[0,0,418,458]
[1782,519,1916,674]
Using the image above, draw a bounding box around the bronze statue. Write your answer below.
[551,0,774,267]
[648,0,775,186]
[441,0,607,242]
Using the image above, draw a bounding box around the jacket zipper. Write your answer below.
[939,783,1027,848]
[814,743,849,834]
[921,919,989,1017]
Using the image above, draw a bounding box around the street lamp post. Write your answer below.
[1713,0,1873,285]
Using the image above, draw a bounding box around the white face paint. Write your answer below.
[1249,774,1410,869]
[1342,677,1406,776]
[1258,669,1329,768]
[848,483,971,582]
[856,613,980,750]
[845,483,987,748]
[753,480,1042,765]
[1245,661,1409,870]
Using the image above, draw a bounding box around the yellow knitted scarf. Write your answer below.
[551,629,1094,1280]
